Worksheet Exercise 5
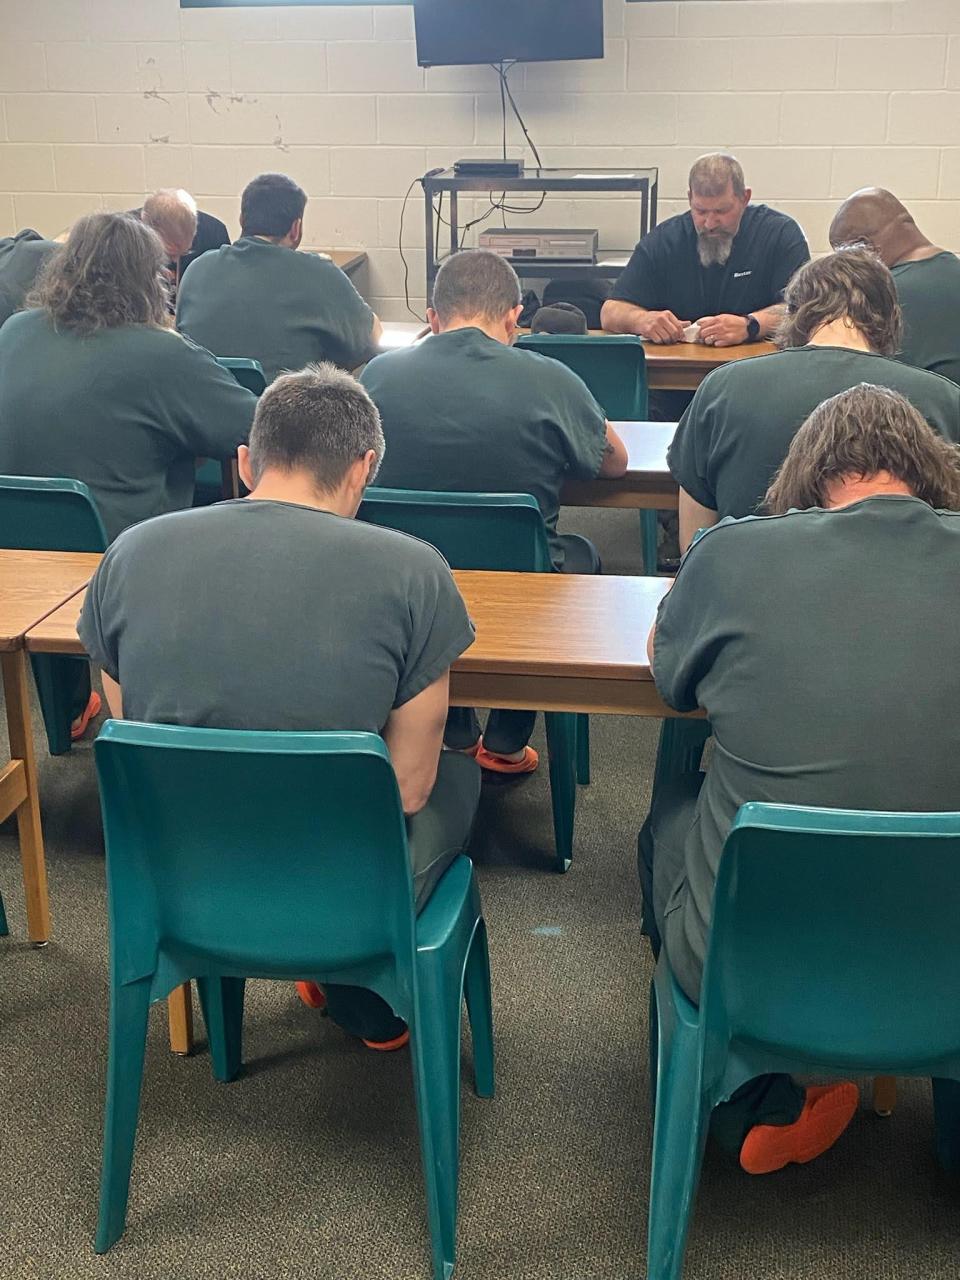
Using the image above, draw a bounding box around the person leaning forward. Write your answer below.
[669,246,960,551]
[79,364,480,1052]
[830,187,960,387]
[177,172,382,383]
[360,248,627,776]
[642,382,960,1175]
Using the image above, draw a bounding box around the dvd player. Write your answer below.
[478,226,598,263]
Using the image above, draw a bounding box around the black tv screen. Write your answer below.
[414,0,604,67]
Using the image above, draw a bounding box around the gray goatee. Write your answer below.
[697,231,734,268]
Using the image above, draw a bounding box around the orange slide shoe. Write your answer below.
[362,1029,410,1052]
[739,1082,860,1175]
[70,691,102,741]
[474,744,539,775]
[295,981,327,1011]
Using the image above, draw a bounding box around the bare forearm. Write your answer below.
[753,303,785,339]
[601,299,648,335]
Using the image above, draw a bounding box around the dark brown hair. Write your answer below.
[240,172,307,239]
[776,246,902,355]
[30,212,168,335]
[431,249,521,324]
[764,383,960,514]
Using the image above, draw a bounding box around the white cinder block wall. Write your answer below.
[1,0,960,319]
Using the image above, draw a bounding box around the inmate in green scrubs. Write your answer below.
[361,327,608,569]
[891,252,960,385]
[177,237,377,383]
[0,309,257,542]
[0,230,60,328]
[669,345,960,518]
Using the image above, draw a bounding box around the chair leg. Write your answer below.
[196,977,246,1083]
[932,1078,960,1174]
[640,509,659,575]
[575,714,591,786]
[167,983,194,1055]
[29,654,87,757]
[544,712,577,873]
[647,968,711,1280]
[0,889,7,938]
[463,921,494,1099]
[412,949,468,1280]
[95,976,152,1253]
[873,1075,897,1117]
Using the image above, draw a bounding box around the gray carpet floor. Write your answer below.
[2,507,959,1280]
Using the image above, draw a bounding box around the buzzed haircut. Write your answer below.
[689,153,746,200]
[777,246,902,356]
[247,363,385,492]
[431,249,522,325]
[530,302,588,335]
[240,173,307,240]
[142,189,197,248]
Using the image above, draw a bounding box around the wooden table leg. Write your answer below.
[873,1075,897,1116]
[168,982,195,1055]
[2,650,50,945]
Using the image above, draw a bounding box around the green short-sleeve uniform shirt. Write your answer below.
[176,237,376,383]
[0,310,257,542]
[79,499,475,732]
[360,327,608,568]
[669,345,960,518]
[652,497,960,1001]
[0,230,59,328]
[891,252,960,386]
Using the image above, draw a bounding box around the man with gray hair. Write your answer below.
[79,363,480,1051]
[603,153,809,355]
[132,188,231,297]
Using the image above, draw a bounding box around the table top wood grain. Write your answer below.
[0,550,103,652]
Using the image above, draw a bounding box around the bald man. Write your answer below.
[830,188,960,385]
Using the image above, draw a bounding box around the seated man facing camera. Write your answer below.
[361,249,627,775]
[669,247,960,551]
[642,383,960,1173]
[79,365,480,1051]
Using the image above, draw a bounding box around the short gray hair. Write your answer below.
[248,363,385,492]
[431,249,522,325]
[142,189,197,249]
[688,153,746,200]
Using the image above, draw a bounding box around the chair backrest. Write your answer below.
[358,488,553,572]
[701,803,960,1070]
[0,475,107,552]
[94,721,418,996]
[514,333,648,420]
[215,357,267,396]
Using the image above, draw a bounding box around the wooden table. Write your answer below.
[377,322,776,390]
[304,248,367,277]
[561,421,676,510]
[0,549,102,944]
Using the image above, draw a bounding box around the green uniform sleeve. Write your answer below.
[78,544,123,682]
[667,375,720,509]
[160,330,258,459]
[395,550,476,708]
[308,256,377,370]
[651,523,734,712]
[542,359,609,480]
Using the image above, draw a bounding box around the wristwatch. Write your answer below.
[745,314,761,342]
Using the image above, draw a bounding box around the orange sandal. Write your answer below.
[295,981,327,1011]
[70,691,102,741]
[739,1082,859,1175]
[362,1028,410,1052]
[475,744,539,775]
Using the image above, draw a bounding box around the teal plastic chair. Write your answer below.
[195,358,266,502]
[93,720,493,1280]
[0,889,7,938]
[515,333,658,574]
[0,475,107,755]
[648,803,960,1280]
[358,488,585,872]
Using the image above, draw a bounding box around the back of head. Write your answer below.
[688,152,746,199]
[431,249,521,326]
[530,302,588,335]
[30,211,168,336]
[777,246,902,355]
[248,363,385,493]
[765,383,960,514]
[240,173,307,240]
[142,189,198,258]
[829,187,912,254]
